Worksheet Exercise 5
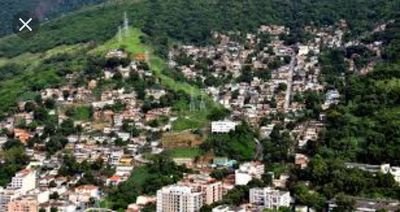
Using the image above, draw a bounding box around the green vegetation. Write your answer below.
[1,0,400,207]
[0,45,89,115]
[0,0,397,122]
[201,122,256,161]
[261,124,294,163]
[65,105,93,121]
[2,0,399,57]
[0,146,29,186]
[319,20,400,165]
[286,19,400,207]
[168,147,202,158]
[0,0,106,36]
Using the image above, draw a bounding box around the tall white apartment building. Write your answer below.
[9,169,37,193]
[156,185,204,212]
[249,187,291,209]
[235,162,265,185]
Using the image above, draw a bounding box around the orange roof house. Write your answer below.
[13,128,32,144]
[134,53,146,62]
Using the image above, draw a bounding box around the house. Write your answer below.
[212,157,237,168]
[249,187,291,209]
[235,162,265,185]
[211,121,237,133]
[295,154,310,169]
[106,175,122,186]
[13,128,32,145]
[69,185,100,204]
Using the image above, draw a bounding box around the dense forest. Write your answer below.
[0,0,106,36]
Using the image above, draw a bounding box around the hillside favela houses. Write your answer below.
[1,6,400,212]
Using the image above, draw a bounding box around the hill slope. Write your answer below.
[1,0,399,57]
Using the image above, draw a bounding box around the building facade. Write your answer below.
[249,187,291,209]
[211,121,237,133]
[7,196,38,212]
[9,169,37,193]
[156,185,203,212]
[235,162,265,185]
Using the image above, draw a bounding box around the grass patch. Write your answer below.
[168,147,202,158]
[68,105,93,121]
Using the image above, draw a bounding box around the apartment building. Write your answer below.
[7,196,38,212]
[9,169,37,193]
[156,185,203,212]
[235,162,265,185]
[178,174,224,205]
[249,187,291,209]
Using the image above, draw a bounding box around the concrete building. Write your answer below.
[69,185,100,204]
[211,121,237,133]
[178,174,224,205]
[7,196,38,212]
[156,185,203,212]
[249,187,291,209]
[0,188,21,212]
[9,169,37,193]
[235,162,264,185]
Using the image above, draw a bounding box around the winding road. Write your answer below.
[284,54,297,112]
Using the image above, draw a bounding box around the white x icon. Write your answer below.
[19,18,33,32]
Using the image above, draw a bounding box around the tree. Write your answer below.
[333,194,355,212]
[46,136,68,155]
[210,168,230,180]
[293,183,326,210]
[60,119,75,136]
[221,185,249,205]
[44,98,56,109]
[207,107,230,121]
[201,123,256,161]
[50,192,60,200]
[34,107,49,122]
[276,83,287,92]
[3,139,23,150]
[24,101,36,112]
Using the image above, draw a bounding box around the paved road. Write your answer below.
[284,54,296,112]
[254,138,263,161]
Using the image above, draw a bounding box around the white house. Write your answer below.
[249,187,291,209]
[211,121,237,133]
[235,162,264,185]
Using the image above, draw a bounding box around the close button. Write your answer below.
[12,11,39,38]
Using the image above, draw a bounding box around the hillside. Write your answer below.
[0,0,397,115]
[1,0,399,57]
[1,0,400,211]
